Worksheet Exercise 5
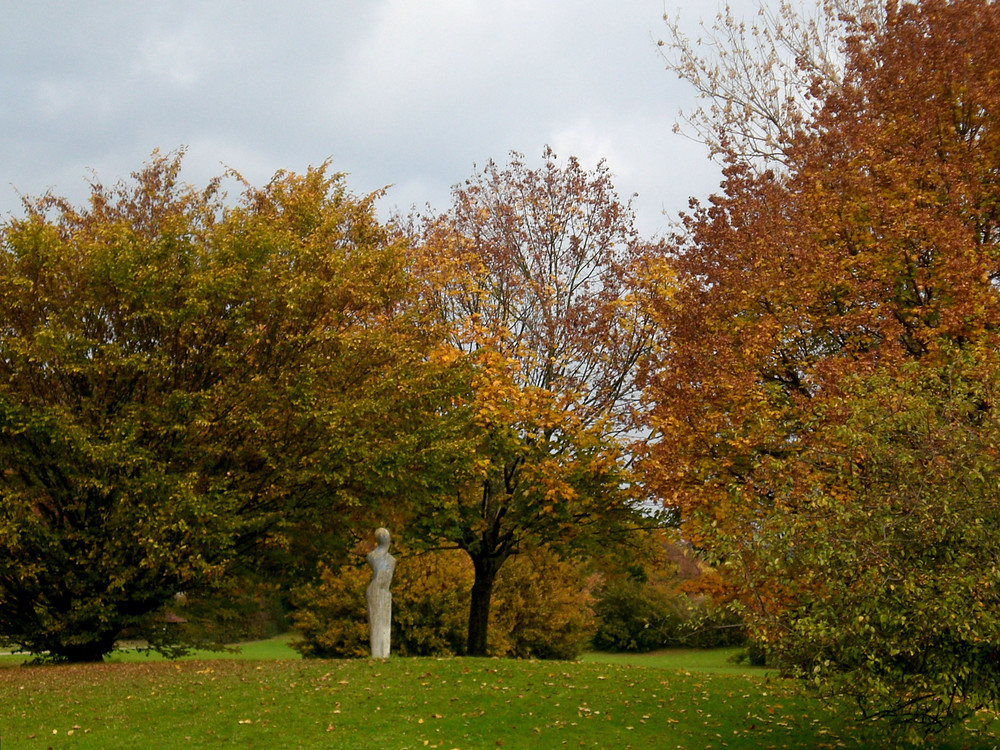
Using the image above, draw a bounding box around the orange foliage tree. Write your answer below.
[411,149,663,655]
[642,0,1000,731]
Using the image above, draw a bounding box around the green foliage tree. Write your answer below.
[0,152,451,662]
[743,350,1000,733]
[642,0,1000,734]
[412,148,663,656]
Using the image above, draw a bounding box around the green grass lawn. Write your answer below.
[583,647,764,675]
[0,634,302,668]
[0,640,996,749]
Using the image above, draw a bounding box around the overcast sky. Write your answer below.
[1,1,749,239]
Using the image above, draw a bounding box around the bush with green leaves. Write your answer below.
[736,350,1000,734]
[591,576,684,653]
[591,574,743,653]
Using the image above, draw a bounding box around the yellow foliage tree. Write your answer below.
[405,148,665,655]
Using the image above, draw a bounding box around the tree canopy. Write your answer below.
[0,153,453,661]
[642,0,1000,733]
[412,148,663,655]
[659,0,884,168]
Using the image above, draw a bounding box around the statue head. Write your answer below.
[374,527,391,549]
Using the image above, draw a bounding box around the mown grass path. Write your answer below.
[1,642,996,748]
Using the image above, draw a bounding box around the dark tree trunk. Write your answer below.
[464,473,518,656]
[467,553,503,656]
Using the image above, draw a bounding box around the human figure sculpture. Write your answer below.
[365,527,396,658]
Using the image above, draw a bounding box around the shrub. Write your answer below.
[292,545,598,660]
[390,549,471,657]
[292,548,472,658]
[490,549,596,660]
[291,564,369,659]
[591,576,686,652]
[591,566,745,652]
[167,581,291,644]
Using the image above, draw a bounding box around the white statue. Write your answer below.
[365,527,396,658]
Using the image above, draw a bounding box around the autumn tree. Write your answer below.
[660,0,884,168]
[642,0,1000,732]
[0,152,453,662]
[412,149,662,656]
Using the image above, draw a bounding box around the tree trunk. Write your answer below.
[466,553,502,656]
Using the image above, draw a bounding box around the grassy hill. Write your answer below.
[0,639,996,748]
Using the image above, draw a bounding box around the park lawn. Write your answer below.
[109,634,304,663]
[583,647,764,675]
[0,644,996,749]
[0,634,302,668]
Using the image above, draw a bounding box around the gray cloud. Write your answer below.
[1,0,734,237]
